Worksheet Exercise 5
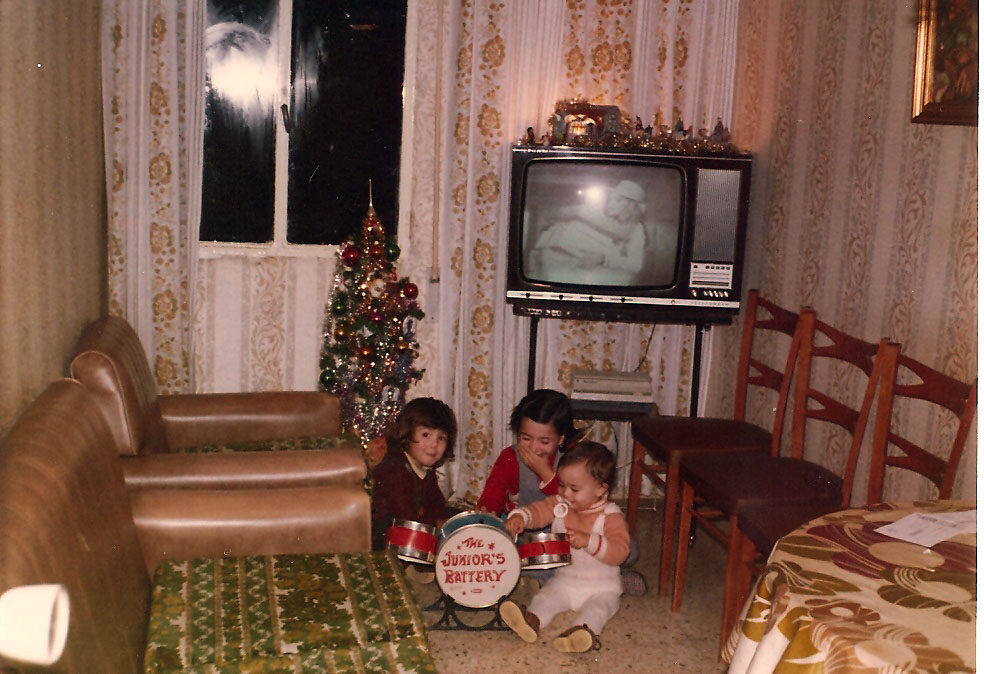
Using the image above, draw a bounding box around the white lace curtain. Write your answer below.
[101,0,204,393]
[400,0,740,501]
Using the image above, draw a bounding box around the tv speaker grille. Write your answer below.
[693,168,741,262]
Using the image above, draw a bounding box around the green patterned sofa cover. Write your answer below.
[178,433,371,491]
[144,551,436,673]
[180,433,361,455]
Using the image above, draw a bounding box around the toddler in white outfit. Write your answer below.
[500,440,630,653]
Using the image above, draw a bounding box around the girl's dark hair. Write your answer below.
[385,397,457,466]
[558,440,616,491]
[509,389,576,449]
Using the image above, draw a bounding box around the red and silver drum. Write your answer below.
[517,531,571,569]
[386,519,438,565]
[435,511,520,608]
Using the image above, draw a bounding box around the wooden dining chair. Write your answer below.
[736,343,977,611]
[866,349,977,503]
[626,289,810,596]
[731,341,900,601]
[673,321,891,650]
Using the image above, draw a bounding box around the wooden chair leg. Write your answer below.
[626,439,645,535]
[658,458,680,597]
[733,533,758,625]
[718,531,758,657]
[671,481,694,612]
[720,515,742,652]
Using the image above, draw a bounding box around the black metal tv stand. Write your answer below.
[525,316,709,419]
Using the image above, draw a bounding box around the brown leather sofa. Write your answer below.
[0,379,381,671]
[70,316,366,491]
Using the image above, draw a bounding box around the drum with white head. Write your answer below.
[435,511,520,608]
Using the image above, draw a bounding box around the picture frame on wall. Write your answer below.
[912,0,978,126]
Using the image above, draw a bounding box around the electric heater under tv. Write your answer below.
[505,144,753,324]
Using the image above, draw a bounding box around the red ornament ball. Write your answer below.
[402,282,419,300]
[369,243,385,259]
[342,244,361,266]
[369,309,383,323]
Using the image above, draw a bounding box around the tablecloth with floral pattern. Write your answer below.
[724,500,976,673]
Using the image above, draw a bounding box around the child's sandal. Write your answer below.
[552,624,601,653]
[499,600,540,643]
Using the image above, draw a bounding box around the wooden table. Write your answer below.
[724,500,976,673]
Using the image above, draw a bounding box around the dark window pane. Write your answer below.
[200,0,277,243]
[287,0,406,244]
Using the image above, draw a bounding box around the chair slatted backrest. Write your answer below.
[789,317,882,457]
[867,349,977,502]
[735,291,815,456]
[787,313,895,506]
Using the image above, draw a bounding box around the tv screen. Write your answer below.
[521,161,682,288]
[507,145,752,324]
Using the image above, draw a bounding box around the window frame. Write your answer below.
[197,0,417,259]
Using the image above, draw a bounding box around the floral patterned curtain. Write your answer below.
[401,0,740,501]
[101,0,204,393]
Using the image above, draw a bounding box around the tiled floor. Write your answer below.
[410,505,731,673]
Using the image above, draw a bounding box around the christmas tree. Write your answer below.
[319,198,424,451]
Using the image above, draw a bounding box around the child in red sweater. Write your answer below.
[370,397,457,552]
[476,389,576,516]
[500,441,630,653]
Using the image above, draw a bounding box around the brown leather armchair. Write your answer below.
[70,316,366,491]
[0,379,372,672]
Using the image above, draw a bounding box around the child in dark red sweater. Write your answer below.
[370,397,457,552]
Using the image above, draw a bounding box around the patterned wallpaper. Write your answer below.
[0,0,106,435]
[719,0,978,500]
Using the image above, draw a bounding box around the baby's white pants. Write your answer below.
[528,577,620,636]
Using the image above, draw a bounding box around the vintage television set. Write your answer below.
[506,144,753,324]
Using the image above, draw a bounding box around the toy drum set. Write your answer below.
[386,511,571,611]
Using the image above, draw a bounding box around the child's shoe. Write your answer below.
[552,624,601,653]
[499,600,540,643]
[620,568,649,597]
[404,564,435,584]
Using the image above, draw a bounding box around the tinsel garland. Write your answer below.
[522,96,745,157]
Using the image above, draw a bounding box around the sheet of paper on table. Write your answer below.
[874,510,977,547]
